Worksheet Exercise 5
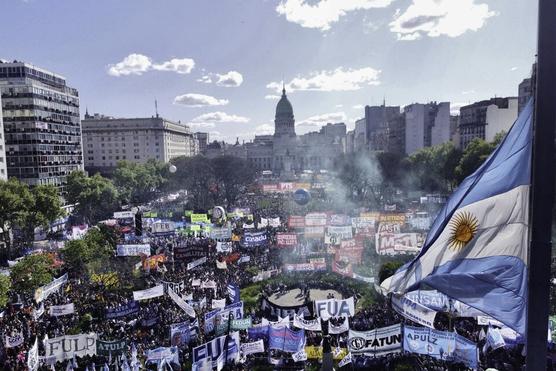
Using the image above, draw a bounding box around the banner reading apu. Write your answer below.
[403,325,456,360]
[45,333,97,362]
[348,324,402,356]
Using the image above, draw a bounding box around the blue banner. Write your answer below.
[227,283,240,304]
[403,325,455,360]
[241,231,268,248]
[105,301,139,319]
[452,333,478,369]
[248,325,269,341]
[268,326,305,353]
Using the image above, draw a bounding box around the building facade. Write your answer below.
[459,97,517,149]
[365,104,401,151]
[0,61,83,190]
[0,95,7,180]
[404,102,450,155]
[81,113,196,174]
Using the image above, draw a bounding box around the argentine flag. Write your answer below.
[381,100,533,336]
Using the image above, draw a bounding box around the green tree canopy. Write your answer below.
[10,253,56,293]
[211,155,256,208]
[66,171,120,224]
[112,159,167,205]
[168,155,217,210]
[0,275,11,309]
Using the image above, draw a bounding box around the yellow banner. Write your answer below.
[305,346,348,360]
[191,214,209,223]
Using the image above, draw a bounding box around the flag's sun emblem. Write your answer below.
[448,211,479,250]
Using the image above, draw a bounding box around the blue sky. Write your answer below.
[1,0,538,142]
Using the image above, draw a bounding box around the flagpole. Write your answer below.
[526,0,556,369]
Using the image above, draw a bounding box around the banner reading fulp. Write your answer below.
[45,333,97,362]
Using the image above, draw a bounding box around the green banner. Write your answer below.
[231,318,252,330]
[97,339,127,356]
[184,210,193,217]
[144,212,158,218]
[191,214,209,223]
[190,225,201,231]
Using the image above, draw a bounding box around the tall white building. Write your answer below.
[404,102,450,155]
[81,113,197,174]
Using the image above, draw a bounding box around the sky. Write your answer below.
[0,0,538,142]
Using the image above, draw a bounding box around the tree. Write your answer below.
[20,185,64,245]
[455,138,496,183]
[112,160,167,205]
[0,275,10,309]
[10,253,56,293]
[407,142,461,192]
[169,155,216,210]
[61,226,115,276]
[211,155,256,208]
[66,171,120,224]
[0,178,34,260]
[334,152,383,207]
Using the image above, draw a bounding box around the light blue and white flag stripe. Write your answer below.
[381,100,533,336]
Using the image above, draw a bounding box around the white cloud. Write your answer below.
[108,54,195,77]
[267,67,380,93]
[276,0,394,31]
[450,102,468,115]
[191,111,250,123]
[255,124,275,135]
[352,104,365,109]
[390,0,496,40]
[199,71,244,87]
[298,112,347,127]
[152,58,195,74]
[461,89,476,95]
[173,93,229,107]
[108,54,152,76]
[510,66,518,71]
[265,95,281,100]
[189,122,216,129]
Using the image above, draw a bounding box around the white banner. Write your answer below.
[33,303,45,320]
[34,273,68,303]
[45,333,97,362]
[292,350,308,362]
[269,217,281,228]
[27,337,39,371]
[327,226,353,240]
[314,297,355,320]
[305,213,327,226]
[187,257,207,270]
[114,211,135,219]
[348,324,402,356]
[338,352,352,367]
[391,294,437,329]
[133,284,164,301]
[169,288,197,318]
[49,303,75,317]
[216,260,227,270]
[329,318,350,334]
[293,314,322,332]
[212,299,226,309]
[5,332,24,348]
[216,242,232,253]
[116,244,151,257]
[240,339,265,355]
[352,273,375,284]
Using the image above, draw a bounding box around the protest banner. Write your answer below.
[315,297,355,320]
[27,337,39,371]
[34,273,68,303]
[170,322,192,347]
[329,318,350,334]
[352,273,375,284]
[146,346,180,367]
[348,324,402,356]
[231,318,252,330]
[190,214,209,223]
[49,303,75,317]
[269,326,305,353]
[216,242,232,253]
[305,346,348,360]
[453,333,479,369]
[305,213,327,226]
[174,245,206,261]
[288,216,305,228]
[116,244,151,257]
[379,213,406,224]
[304,226,325,238]
[276,233,298,247]
[293,314,322,331]
[168,288,196,318]
[404,325,456,359]
[105,301,139,319]
[96,339,126,356]
[45,333,97,362]
[327,226,353,240]
[240,339,265,355]
[133,284,164,301]
[193,332,240,365]
[204,302,244,333]
[375,233,423,255]
[187,257,207,270]
[292,350,308,362]
[5,332,24,348]
[241,231,268,248]
[211,227,232,240]
[162,281,186,294]
[113,211,135,219]
[391,294,437,329]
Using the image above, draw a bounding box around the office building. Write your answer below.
[404,102,450,155]
[81,113,197,174]
[0,60,83,190]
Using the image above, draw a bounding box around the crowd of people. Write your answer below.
[0,191,536,370]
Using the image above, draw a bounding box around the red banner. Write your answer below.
[276,233,298,247]
[288,216,305,228]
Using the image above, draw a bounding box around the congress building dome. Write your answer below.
[274,85,296,137]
